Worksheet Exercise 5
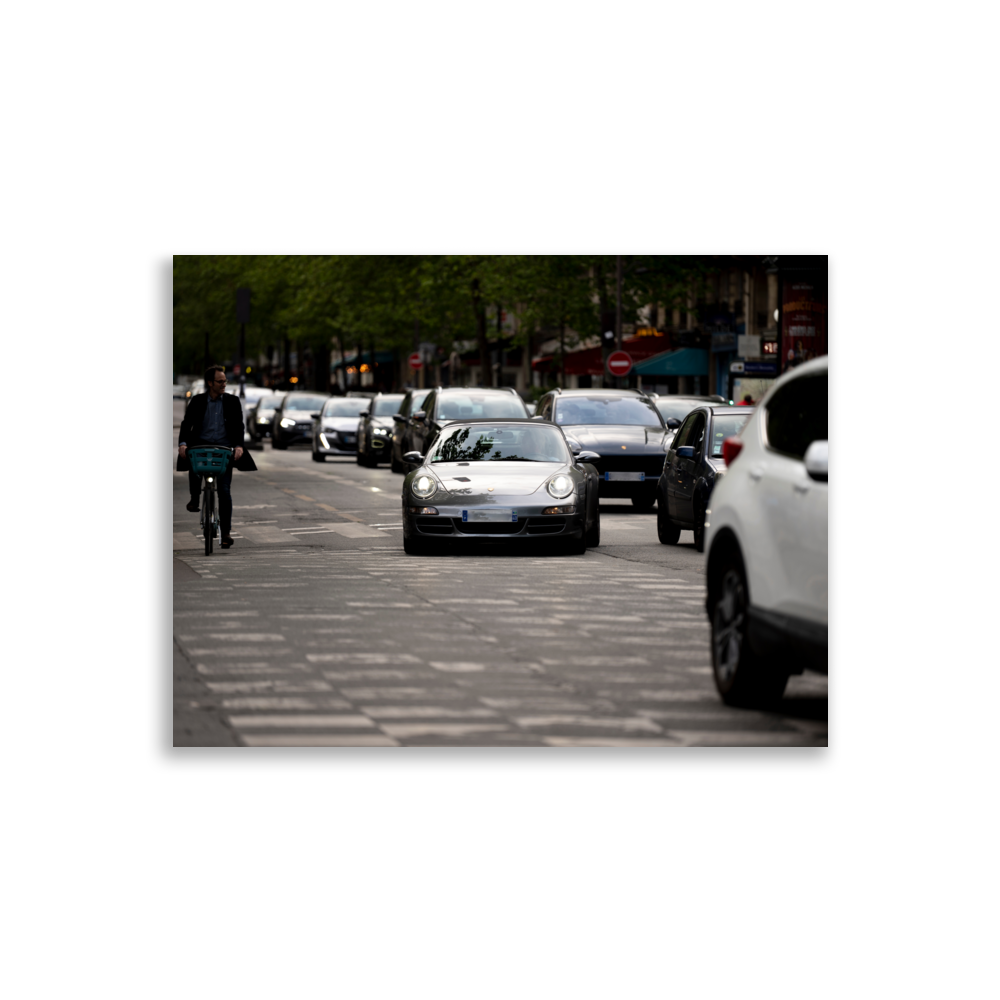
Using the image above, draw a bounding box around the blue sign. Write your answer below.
[744,362,778,375]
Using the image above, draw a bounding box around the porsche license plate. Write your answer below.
[604,472,645,481]
[462,508,517,522]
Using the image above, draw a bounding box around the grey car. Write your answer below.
[400,419,601,556]
[356,393,405,467]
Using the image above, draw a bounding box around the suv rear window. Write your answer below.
[765,372,827,459]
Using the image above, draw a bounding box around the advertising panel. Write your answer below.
[781,278,827,373]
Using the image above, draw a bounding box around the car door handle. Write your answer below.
[748,465,764,481]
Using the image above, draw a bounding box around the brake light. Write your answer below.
[722,436,743,465]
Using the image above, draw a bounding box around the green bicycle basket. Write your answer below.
[187,446,232,476]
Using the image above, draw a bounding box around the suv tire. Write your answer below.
[710,554,789,707]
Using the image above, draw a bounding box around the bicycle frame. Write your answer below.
[200,474,220,555]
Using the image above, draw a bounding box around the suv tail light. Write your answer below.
[722,436,743,465]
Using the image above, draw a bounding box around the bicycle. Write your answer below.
[186,446,233,556]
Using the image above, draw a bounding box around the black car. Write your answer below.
[356,393,405,466]
[648,395,728,447]
[247,391,287,443]
[533,388,668,509]
[656,405,754,552]
[390,388,432,473]
[312,395,371,460]
[396,387,529,475]
[271,392,330,450]
[400,419,601,555]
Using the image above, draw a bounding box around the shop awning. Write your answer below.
[632,348,708,377]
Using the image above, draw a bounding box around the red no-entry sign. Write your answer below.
[606,350,633,377]
[408,352,423,370]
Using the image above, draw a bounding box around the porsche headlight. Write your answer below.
[546,474,574,499]
[411,474,438,500]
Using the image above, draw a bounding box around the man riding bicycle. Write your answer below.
[177,365,257,548]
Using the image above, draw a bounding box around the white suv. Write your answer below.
[703,355,828,706]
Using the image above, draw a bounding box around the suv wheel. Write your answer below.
[710,555,788,707]
[657,498,681,545]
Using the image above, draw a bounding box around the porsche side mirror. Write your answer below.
[403,451,424,463]
[576,451,600,463]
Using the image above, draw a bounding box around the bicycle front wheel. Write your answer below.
[204,486,215,556]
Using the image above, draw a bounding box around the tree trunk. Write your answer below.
[472,277,489,387]
[559,321,566,389]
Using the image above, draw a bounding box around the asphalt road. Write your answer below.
[173,403,828,747]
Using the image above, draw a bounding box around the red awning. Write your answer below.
[532,334,670,376]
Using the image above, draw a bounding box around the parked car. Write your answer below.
[356,393,405,466]
[271,392,330,449]
[400,419,601,555]
[397,387,528,475]
[248,391,287,443]
[703,355,828,706]
[656,405,755,553]
[534,388,668,509]
[237,385,272,444]
[311,396,371,460]
[390,388,432,473]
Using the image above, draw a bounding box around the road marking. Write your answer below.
[240,734,400,747]
[427,599,518,605]
[174,610,260,617]
[361,706,499,719]
[227,714,375,728]
[277,613,360,619]
[543,737,680,747]
[205,680,334,693]
[379,723,510,738]
[429,662,486,673]
[173,533,203,550]
[346,602,413,608]
[306,652,422,663]
[338,688,469,700]
[222,697,353,710]
[513,716,663,732]
[202,633,285,641]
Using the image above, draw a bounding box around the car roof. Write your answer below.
[437,386,520,393]
[550,388,644,397]
[434,417,534,424]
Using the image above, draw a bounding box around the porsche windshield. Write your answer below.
[371,396,404,415]
[553,396,663,427]
[284,395,328,411]
[322,398,369,417]
[430,424,569,463]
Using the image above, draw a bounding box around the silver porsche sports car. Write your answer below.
[400,420,601,555]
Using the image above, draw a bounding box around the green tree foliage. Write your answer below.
[173,255,708,385]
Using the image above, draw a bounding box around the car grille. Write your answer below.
[415,517,452,535]
[525,517,566,535]
[455,519,523,535]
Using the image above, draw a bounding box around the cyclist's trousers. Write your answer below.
[189,464,233,536]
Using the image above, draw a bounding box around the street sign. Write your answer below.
[408,352,423,370]
[730,361,745,374]
[606,350,633,377]
[744,361,778,375]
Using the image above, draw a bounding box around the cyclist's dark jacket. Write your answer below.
[177,392,258,473]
